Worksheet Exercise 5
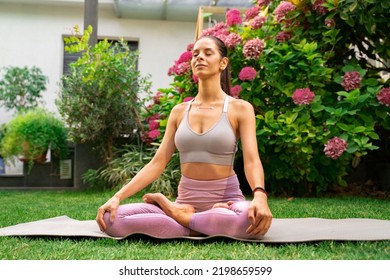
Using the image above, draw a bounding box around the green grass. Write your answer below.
[0,190,389,260]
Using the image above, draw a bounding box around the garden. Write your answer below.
[0,0,389,260]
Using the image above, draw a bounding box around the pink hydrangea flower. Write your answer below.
[224,32,242,49]
[292,88,315,105]
[341,71,362,91]
[183,96,194,102]
[226,9,242,26]
[148,119,159,131]
[313,0,328,14]
[274,1,296,22]
[148,129,161,140]
[177,51,192,64]
[192,74,199,84]
[175,61,191,75]
[324,137,348,160]
[239,67,257,81]
[258,0,271,7]
[200,22,229,38]
[245,6,261,21]
[276,31,292,42]
[249,15,266,30]
[377,87,390,107]
[186,43,194,52]
[325,18,335,28]
[231,85,242,98]
[153,91,163,104]
[146,113,160,123]
[243,38,265,60]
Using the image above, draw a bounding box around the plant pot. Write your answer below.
[0,157,5,174]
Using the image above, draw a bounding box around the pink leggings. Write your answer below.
[103,175,254,239]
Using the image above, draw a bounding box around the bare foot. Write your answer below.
[142,193,195,227]
[212,201,234,209]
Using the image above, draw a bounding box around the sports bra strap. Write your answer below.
[223,95,229,113]
[185,99,194,112]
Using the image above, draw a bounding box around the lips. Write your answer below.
[195,64,206,68]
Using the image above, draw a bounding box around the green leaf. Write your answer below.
[352,126,366,133]
[337,123,350,131]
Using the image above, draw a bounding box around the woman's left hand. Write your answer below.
[246,193,272,237]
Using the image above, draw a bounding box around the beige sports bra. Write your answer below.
[174,95,238,166]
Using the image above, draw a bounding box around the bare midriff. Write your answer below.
[180,162,236,181]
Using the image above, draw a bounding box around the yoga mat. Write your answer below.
[1,216,389,243]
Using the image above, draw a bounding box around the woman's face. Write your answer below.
[191,37,228,79]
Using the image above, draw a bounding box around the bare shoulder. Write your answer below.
[229,98,255,115]
[171,101,188,116]
[168,101,188,126]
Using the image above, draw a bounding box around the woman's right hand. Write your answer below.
[96,196,120,232]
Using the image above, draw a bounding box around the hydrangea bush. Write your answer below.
[142,0,389,194]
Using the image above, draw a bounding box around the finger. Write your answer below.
[247,207,256,225]
[96,209,106,232]
[109,208,117,223]
[246,215,265,236]
[260,216,273,236]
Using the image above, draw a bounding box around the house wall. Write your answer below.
[0,1,196,124]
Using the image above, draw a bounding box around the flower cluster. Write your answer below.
[183,96,194,102]
[167,51,192,76]
[274,1,296,22]
[231,85,242,98]
[226,9,242,26]
[200,22,229,39]
[325,19,335,28]
[341,71,362,91]
[324,137,348,160]
[224,32,242,49]
[249,16,266,30]
[292,88,315,105]
[313,0,328,14]
[377,87,390,107]
[245,6,261,21]
[239,67,257,81]
[153,91,163,104]
[257,0,270,7]
[243,38,265,60]
[276,31,291,42]
[144,113,161,141]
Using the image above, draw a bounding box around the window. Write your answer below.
[62,37,139,75]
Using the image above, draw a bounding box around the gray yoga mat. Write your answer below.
[1,215,389,242]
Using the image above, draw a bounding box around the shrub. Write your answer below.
[142,0,390,195]
[0,108,68,171]
[57,26,152,164]
[0,66,48,114]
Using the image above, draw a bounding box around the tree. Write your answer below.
[0,66,48,114]
[56,26,152,163]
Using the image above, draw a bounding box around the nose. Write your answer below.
[195,52,204,61]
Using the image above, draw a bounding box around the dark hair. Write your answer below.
[197,35,232,96]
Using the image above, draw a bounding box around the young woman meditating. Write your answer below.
[96,35,272,239]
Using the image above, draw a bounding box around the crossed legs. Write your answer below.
[143,193,254,239]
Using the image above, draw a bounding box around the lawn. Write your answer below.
[0,190,389,260]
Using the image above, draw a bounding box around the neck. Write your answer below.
[197,78,225,103]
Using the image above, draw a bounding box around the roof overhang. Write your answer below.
[113,0,253,21]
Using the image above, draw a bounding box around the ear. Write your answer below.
[219,57,229,71]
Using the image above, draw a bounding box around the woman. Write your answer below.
[96,35,272,239]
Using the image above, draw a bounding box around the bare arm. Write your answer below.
[234,100,272,236]
[96,105,183,231]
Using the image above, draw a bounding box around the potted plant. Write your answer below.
[0,108,68,171]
